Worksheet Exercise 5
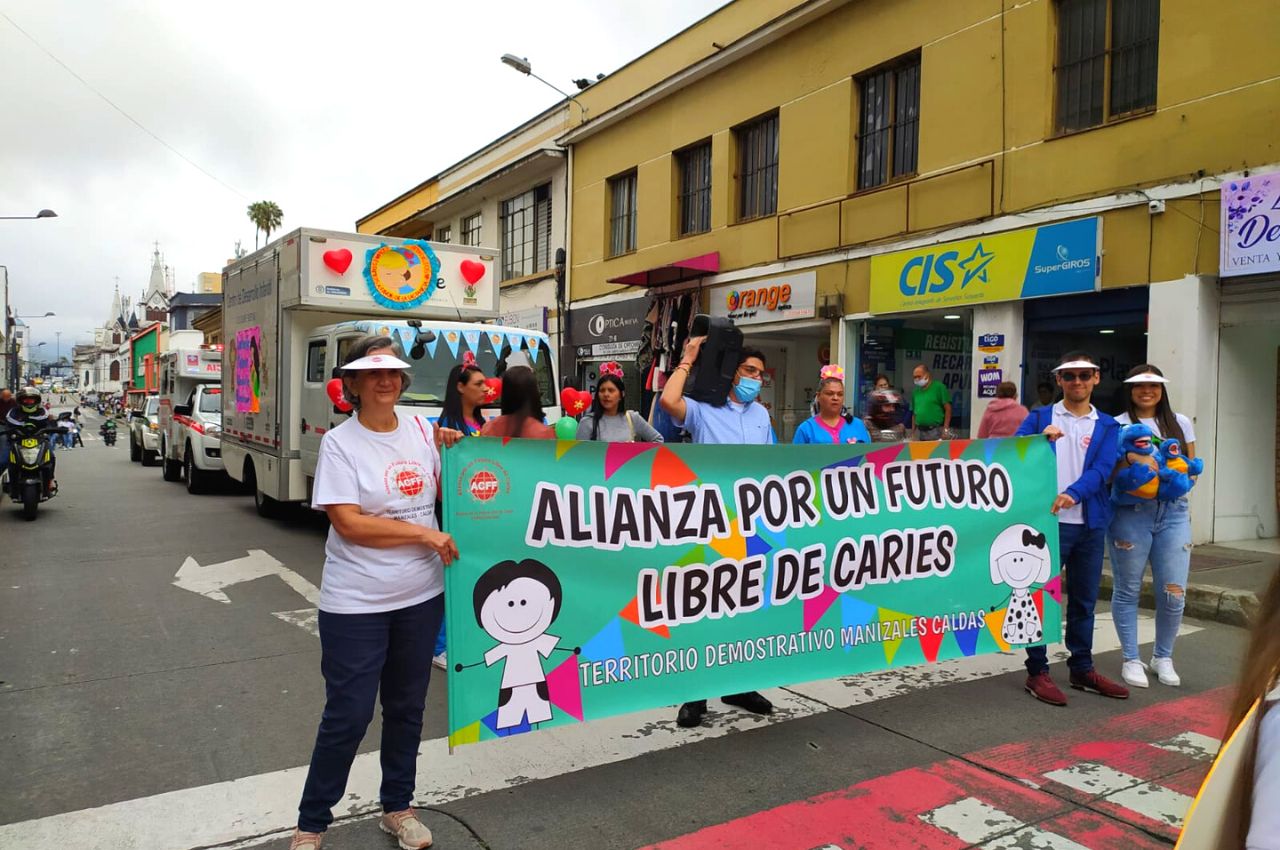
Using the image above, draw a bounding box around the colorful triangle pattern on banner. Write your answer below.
[604,442,658,480]
[673,545,707,566]
[803,586,841,632]
[745,533,773,557]
[708,525,746,561]
[555,439,579,460]
[984,609,1011,652]
[841,595,877,652]
[546,655,584,721]
[983,439,998,465]
[651,447,697,488]
[462,329,481,351]
[948,439,972,460]
[1032,589,1045,626]
[952,623,982,657]
[877,608,916,665]
[619,596,671,639]
[481,708,531,738]
[864,445,904,479]
[1016,435,1034,461]
[917,615,946,663]
[581,617,625,662]
[442,330,461,358]
[1042,574,1063,604]
[449,721,482,748]
[908,440,939,461]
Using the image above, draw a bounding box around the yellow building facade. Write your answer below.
[563,0,1280,543]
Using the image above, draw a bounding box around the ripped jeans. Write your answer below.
[1108,498,1191,662]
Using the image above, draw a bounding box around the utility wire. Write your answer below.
[1,10,251,201]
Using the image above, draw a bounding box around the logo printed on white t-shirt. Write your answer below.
[384,459,429,498]
[1080,434,1092,450]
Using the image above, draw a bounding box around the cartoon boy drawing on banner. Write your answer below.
[456,559,578,729]
[989,524,1052,646]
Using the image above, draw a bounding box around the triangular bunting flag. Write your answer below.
[581,617,625,662]
[442,330,461,358]
[864,445,903,479]
[651,446,697,488]
[462,329,481,350]
[1016,435,1034,461]
[983,438,998,465]
[803,586,840,632]
[1041,574,1063,604]
[822,453,864,471]
[619,596,671,638]
[448,721,482,748]
[424,331,440,358]
[672,545,707,566]
[745,533,773,557]
[555,439,579,460]
[481,708,531,737]
[1031,589,1045,626]
[546,655,585,721]
[908,440,939,461]
[877,608,917,665]
[985,609,1011,652]
[708,526,746,561]
[487,331,504,349]
[506,332,526,353]
[948,439,973,460]
[917,615,946,663]
[604,442,658,480]
[527,343,541,363]
[952,624,982,657]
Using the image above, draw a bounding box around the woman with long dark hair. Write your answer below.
[438,358,488,436]
[480,365,554,439]
[576,362,663,443]
[1109,363,1198,690]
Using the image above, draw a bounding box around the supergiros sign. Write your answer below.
[870,218,1100,314]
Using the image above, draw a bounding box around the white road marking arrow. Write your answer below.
[172,550,322,637]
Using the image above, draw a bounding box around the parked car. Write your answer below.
[127,394,161,466]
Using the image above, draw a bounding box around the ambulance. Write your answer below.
[157,343,226,493]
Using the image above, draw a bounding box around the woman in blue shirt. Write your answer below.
[793,365,871,445]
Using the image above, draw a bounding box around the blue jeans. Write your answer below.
[1109,499,1191,661]
[297,595,444,833]
[1025,522,1105,676]
[434,614,447,657]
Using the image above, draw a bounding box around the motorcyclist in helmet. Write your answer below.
[863,386,907,443]
[4,387,59,491]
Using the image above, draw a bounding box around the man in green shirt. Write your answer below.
[911,364,951,440]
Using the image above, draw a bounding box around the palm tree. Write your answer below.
[246,201,284,250]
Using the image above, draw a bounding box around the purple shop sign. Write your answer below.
[978,369,1003,398]
[1221,172,1280,277]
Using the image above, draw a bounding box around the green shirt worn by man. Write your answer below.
[912,379,951,428]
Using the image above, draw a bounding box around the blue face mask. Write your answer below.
[734,376,762,404]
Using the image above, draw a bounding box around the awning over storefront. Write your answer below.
[606,252,719,287]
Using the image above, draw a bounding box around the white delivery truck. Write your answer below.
[220,228,558,517]
[157,343,225,493]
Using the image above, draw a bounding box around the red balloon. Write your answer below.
[576,389,593,414]
[483,377,502,404]
[560,386,578,412]
[326,378,353,413]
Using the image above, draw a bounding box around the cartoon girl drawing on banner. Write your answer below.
[989,524,1052,645]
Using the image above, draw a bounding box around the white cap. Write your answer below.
[1052,360,1098,372]
[1124,372,1169,384]
[341,353,411,371]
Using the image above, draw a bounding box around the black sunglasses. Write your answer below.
[1057,370,1096,383]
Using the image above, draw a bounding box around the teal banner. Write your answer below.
[442,436,1062,746]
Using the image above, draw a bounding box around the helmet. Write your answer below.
[17,386,41,414]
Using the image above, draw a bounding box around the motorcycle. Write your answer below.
[100,419,118,446]
[2,422,64,520]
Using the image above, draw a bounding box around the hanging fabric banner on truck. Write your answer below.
[442,435,1061,747]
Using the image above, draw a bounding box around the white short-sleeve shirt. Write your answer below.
[1114,411,1196,445]
[484,634,560,688]
[1051,402,1098,525]
[311,414,443,614]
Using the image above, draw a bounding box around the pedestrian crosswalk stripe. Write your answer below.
[1044,762,1194,828]
[921,797,1094,849]
[1150,730,1220,760]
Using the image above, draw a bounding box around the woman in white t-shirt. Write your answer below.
[292,336,462,850]
[1109,364,1197,692]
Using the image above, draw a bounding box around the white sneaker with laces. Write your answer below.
[380,809,433,849]
[1120,660,1149,688]
[431,652,447,671]
[1150,656,1181,686]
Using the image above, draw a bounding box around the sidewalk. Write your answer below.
[1099,538,1279,627]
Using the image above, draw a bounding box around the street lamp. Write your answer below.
[500,54,589,119]
[0,209,58,220]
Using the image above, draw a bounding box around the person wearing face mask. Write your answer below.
[910,364,951,440]
[793,365,871,444]
[660,335,775,728]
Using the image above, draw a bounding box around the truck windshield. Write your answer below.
[197,388,221,414]
[399,333,555,408]
[145,397,160,416]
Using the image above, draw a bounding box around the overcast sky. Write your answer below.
[0,0,728,363]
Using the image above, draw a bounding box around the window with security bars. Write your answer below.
[461,213,482,246]
[856,55,920,190]
[500,184,552,280]
[434,224,451,244]
[735,113,778,220]
[609,171,638,257]
[1055,0,1159,133]
[677,141,712,236]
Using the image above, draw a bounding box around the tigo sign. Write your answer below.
[870,218,1100,313]
[711,271,816,326]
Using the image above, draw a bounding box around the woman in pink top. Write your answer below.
[977,381,1030,438]
[479,366,555,440]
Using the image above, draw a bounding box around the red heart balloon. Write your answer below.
[560,386,578,412]
[326,378,353,412]
[460,259,486,284]
[323,248,353,275]
[483,377,502,404]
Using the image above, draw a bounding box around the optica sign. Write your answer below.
[870,218,1100,314]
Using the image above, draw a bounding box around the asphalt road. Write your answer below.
[0,411,1249,849]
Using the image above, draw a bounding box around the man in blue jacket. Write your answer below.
[1016,352,1129,706]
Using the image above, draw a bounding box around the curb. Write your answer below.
[1098,571,1260,627]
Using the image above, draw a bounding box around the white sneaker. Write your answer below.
[1151,657,1181,687]
[431,652,447,670]
[1121,660,1149,688]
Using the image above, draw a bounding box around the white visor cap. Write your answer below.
[341,353,412,371]
[1124,372,1169,384]
[1052,360,1098,372]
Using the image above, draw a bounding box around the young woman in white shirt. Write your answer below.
[291,336,462,850]
[1110,363,1196,691]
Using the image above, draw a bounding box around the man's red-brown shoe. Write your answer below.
[1069,669,1130,699]
[1025,672,1068,706]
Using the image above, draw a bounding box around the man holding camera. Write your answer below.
[659,335,776,728]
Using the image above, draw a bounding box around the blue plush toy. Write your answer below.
[1156,438,1203,501]
[1112,424,1161,506]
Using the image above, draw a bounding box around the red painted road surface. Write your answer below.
[644,688,1231,849]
